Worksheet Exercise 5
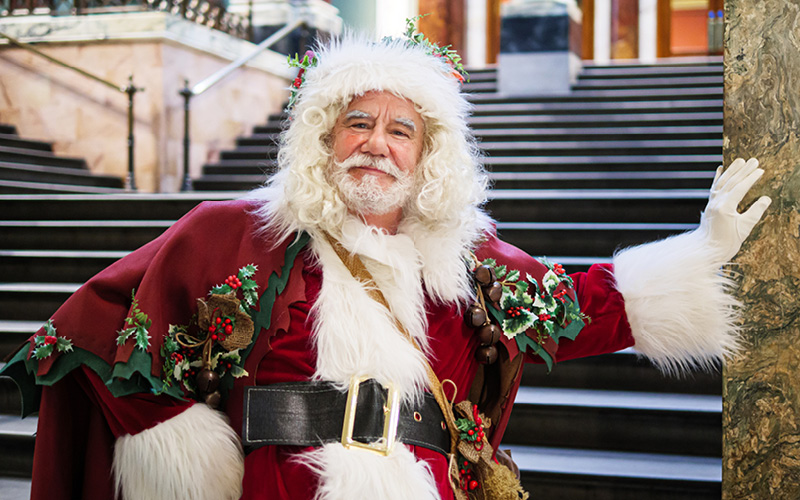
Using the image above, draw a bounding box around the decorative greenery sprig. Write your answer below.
[396,15,468,82]
[33,320,73,360]
[117,290,152,351]
[211,264,259,312]
[286,50,318,112]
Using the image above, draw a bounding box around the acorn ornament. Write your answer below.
[465,259,506,365]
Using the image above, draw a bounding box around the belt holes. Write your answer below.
[413,412,422,422]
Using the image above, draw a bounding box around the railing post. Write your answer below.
[124,75,141,191]
[180,79,193,191]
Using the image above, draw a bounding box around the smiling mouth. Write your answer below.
[351,166,389,176]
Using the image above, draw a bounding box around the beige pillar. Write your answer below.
[722,0,800,498]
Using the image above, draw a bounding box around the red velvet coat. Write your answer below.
[1,200,634,499]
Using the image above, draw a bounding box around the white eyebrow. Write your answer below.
[395,117,416,131]
[345,110,371,119]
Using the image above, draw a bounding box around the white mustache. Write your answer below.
[334,154,406,180]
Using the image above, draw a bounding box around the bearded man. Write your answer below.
[2,32,771,500]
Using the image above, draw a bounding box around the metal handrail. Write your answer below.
[0,31,144,190]
[179,19,306,190]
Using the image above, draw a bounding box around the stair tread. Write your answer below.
[0,250,129,258]
[0,283,81,293]
[506,445,720,482]
[489,189,709,199]
[496,221,695,230]
[0,179,125,194]
[489,170,714,180]
[514,387,721,412]
[0,320,45,333]
[0,415,36,437]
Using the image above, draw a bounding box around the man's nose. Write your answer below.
[361,128,389,157]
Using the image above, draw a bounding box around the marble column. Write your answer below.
[722,1,800,498]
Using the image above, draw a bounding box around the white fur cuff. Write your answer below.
[612,229,741,373]
[298,443,440,500]
[113,404,244,500]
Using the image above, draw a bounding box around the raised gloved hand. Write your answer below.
[698,157,772,262]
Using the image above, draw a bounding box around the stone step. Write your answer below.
[461,81,497,93]
[0,250,126,282]
[0,477,30,499]
[0,414,35,478]
[482,154,720,172]
[0,221,170,250]
[511,445,720,500]
[0,283,79,321]
[0,179,127,195]
[486,189,707,223]
[0,125,17,135]
[193,175,267,191]
[474,125,722,140]
[495,221,695,257]
[573,75,722,90]
[0,161,124,189]
[481,139,721,156]
[580,64,721,78]
[468,111,721,128]
[0,194,221,221]
[470,99,722,116]
[522,350,720,395]
[469,89,721,105]
[0,146,87,170]
[0,134,52,152]
[0,322,40,364]
[489,171,714,190]
[505,387,720,456]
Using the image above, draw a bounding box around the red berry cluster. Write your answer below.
[552,263,565,275]
[208,316,234,342]
[458,459,480,492]
[44,335,57,345]
[470,404,486,450]
[506,305,528,318]
[538,313,552,322]
[224,275,242,289]
[554,290,567,301]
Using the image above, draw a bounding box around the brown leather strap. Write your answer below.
[324,233,459,455]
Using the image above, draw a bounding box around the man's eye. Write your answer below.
[392,130,409,137]
[351,123,368,129]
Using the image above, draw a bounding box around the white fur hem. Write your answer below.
[297,443,440,500]
[113,403,244,500]
[612,229,741,374]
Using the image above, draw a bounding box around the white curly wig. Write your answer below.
[250,34,492,246]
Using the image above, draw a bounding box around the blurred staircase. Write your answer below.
[0,58,723,499]
[0,124,124,194]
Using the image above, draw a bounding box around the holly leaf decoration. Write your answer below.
[505,269,520,282]
[34,344,54,360]
[55,337,73,353]
[116,290,151,350]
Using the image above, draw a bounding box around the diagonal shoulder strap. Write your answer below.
[324,233,459,455]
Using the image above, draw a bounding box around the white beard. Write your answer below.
[328,154,414,216]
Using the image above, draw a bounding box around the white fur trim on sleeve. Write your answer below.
[113,403,244,500]
[612,229,741,374]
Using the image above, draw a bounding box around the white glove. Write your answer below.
[698,157,772,262]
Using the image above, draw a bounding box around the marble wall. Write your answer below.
[722,0,800,497]
[0,12,291,192]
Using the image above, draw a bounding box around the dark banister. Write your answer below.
[0,31,144,190]
[179,19,304,191]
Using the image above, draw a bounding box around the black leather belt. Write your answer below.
[242,379,450,457]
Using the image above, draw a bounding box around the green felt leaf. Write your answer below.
[505,269,520,282]
[34,336,45,344]
[481,258,497,268]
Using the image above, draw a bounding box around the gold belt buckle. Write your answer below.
[341,375,400,456]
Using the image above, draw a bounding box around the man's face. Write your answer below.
[329,91,425,216]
